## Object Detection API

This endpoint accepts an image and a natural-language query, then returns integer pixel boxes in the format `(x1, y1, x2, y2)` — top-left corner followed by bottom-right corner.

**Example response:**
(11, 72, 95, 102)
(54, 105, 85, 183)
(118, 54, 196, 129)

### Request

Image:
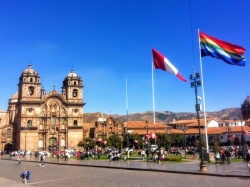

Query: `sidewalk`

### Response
(3, 155, 250, 178)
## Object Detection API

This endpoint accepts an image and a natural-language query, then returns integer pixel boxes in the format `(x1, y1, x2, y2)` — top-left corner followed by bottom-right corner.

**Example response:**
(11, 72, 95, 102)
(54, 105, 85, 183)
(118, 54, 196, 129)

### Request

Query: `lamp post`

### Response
(125, 127, 130, 158)
(24, 126, 29, 152)
(1, 132, 4, 155)
(182, 127, 187, 157)
(190, 68, 208, 172)
(227, 127, 231, 147)
(239, 115, 245, 161)
(145, 120, 149, 162)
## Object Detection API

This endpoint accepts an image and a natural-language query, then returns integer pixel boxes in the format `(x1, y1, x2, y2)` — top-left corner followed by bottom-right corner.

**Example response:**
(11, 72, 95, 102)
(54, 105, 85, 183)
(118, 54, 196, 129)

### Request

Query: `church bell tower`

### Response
(18, 65, 41, 102)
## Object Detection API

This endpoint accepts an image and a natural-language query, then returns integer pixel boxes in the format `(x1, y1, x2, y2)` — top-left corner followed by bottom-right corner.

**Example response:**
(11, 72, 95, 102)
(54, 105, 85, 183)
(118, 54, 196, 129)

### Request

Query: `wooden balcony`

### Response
(21, 126, 38, 131)
(68, 126, 83, 130)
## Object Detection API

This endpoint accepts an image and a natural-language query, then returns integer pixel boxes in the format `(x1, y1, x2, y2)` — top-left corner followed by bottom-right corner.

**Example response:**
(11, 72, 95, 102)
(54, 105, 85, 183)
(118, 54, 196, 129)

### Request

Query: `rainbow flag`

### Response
(199, 31, 246, 66)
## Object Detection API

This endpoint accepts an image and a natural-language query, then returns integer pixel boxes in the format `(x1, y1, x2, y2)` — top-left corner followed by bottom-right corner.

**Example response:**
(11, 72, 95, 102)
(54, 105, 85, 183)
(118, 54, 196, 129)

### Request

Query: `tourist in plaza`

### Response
(109, 152, 113, 161)
(40, 154, 45, 167)
(141, 149, 145, 160)
(17, 155, 21, 165)
(20, 170, 30, 183)
(87, 150, 90, 160)
(220, 148, 226, 164)
(151, 153, 158, 162)
(225, 149, 231, 164)
(215, 151, 221, 164)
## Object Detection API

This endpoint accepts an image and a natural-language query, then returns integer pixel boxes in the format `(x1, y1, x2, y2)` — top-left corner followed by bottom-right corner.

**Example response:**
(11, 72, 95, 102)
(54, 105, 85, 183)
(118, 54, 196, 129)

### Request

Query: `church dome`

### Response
(67, 69, 79, 78)
(243, 96, 250, 105)
(22, 65, 38, 75)
(97, 113, 106, 122)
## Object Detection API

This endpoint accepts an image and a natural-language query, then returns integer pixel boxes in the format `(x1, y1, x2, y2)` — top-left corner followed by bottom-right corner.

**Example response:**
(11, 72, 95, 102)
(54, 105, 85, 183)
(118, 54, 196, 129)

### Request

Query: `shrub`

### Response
(165, 156, 182, 162)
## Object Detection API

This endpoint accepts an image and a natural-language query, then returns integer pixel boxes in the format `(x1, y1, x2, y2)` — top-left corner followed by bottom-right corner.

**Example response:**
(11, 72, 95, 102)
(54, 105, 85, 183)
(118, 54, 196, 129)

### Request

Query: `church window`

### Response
(73, 89, 78, 97)
(62, 117, 66, 125)
(27, 120, 32, 127)
(51, 116, 56, 125)
(60, 139, 65, 147)
(30, 78, 33, 82)
(28, 108, 32, 113)
(7, 129, 11, 136)
(40, 117, 45, 125)
(28, 86, 34, 96)
(74, 81, 77, 85)
(74, 120, 78, 126)
(38, 140, 43, 148)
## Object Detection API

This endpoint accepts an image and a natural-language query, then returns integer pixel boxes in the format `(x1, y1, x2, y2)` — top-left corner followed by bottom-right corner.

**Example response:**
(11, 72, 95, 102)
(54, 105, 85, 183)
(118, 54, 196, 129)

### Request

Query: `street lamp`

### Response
(190, 68, 208, 172)
(145, 120, 149, 162)
(182, 127, 188, 157)
(239, 115, 245, 161)
(125, 126, 130, 158)
(227, 126, 231, 147)
(24, 126, 29, 152)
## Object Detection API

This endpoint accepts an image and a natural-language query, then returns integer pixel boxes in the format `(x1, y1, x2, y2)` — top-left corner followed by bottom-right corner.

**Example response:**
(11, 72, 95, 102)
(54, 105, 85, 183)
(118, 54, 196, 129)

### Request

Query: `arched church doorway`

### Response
(4, 143, 12, 154)
(49, 138, 57, 152)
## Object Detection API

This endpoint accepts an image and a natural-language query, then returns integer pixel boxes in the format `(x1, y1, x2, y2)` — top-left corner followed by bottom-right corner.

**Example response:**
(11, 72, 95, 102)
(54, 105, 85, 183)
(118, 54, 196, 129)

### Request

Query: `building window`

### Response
(220, 136, 223, 139)
(63, 117, 67, 125)
(30, 78, 33, 82)
(72, 89, 78, 97)
(27, 120, 32, 127)
(28, 86, 34, 96)
(73, 120, 78, 126)
(7, 129, 11, 136)
(38, 140, 43, 148)
(40, 117, 45, 125)
(39, 124, 43, 130)
(51, 116, 56, 125)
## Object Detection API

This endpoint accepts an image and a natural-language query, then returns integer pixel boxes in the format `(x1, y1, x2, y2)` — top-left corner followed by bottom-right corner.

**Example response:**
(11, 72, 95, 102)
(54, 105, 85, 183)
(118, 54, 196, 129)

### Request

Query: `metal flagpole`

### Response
(126, 77, 129, 158)
(198, 28, 209, 153)
(152, 61, 156, 144)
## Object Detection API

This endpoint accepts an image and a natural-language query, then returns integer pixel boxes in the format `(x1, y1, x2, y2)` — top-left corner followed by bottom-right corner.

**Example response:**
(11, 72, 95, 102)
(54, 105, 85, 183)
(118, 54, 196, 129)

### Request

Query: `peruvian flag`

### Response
(152, 48, 187, 82)
(150, 132, 157, 139)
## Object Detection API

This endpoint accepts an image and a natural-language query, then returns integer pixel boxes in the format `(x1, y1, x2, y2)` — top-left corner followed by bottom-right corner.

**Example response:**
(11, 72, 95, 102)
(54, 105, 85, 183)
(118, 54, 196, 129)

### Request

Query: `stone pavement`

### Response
(2, 155, 250, 179)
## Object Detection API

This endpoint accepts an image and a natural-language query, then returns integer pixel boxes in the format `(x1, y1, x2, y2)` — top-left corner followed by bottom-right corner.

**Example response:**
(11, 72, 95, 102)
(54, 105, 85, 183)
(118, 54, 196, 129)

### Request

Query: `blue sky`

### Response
(0, 0, 249, 115)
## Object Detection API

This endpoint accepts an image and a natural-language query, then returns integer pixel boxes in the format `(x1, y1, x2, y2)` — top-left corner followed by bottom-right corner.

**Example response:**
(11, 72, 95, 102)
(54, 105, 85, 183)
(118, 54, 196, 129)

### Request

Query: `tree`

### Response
(77, 138, 95, 150)
(108, 134, 122, 149)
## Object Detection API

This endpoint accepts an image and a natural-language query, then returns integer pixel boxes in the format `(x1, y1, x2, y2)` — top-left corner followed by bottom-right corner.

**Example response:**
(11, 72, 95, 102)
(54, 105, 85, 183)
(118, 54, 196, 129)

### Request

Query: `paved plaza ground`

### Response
(1, 155, 250, 186)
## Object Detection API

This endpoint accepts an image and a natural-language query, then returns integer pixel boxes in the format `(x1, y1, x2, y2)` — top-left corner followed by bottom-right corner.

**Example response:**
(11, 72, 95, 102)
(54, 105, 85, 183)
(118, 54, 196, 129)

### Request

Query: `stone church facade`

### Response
(2, 65, 85, 152)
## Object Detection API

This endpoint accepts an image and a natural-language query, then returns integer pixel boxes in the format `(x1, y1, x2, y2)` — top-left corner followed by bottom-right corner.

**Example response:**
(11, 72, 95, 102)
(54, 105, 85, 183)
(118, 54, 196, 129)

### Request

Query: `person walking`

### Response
(40, 154, 45, 167)
(141, 149, 145, 160)
(225, 149, 231, 164)
(17, 155, 21, 165)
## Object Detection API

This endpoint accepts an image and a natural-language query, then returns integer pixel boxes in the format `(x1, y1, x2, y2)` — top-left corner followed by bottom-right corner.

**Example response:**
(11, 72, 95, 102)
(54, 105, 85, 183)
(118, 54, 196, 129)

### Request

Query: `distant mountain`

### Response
(83, 108, 241, 124)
